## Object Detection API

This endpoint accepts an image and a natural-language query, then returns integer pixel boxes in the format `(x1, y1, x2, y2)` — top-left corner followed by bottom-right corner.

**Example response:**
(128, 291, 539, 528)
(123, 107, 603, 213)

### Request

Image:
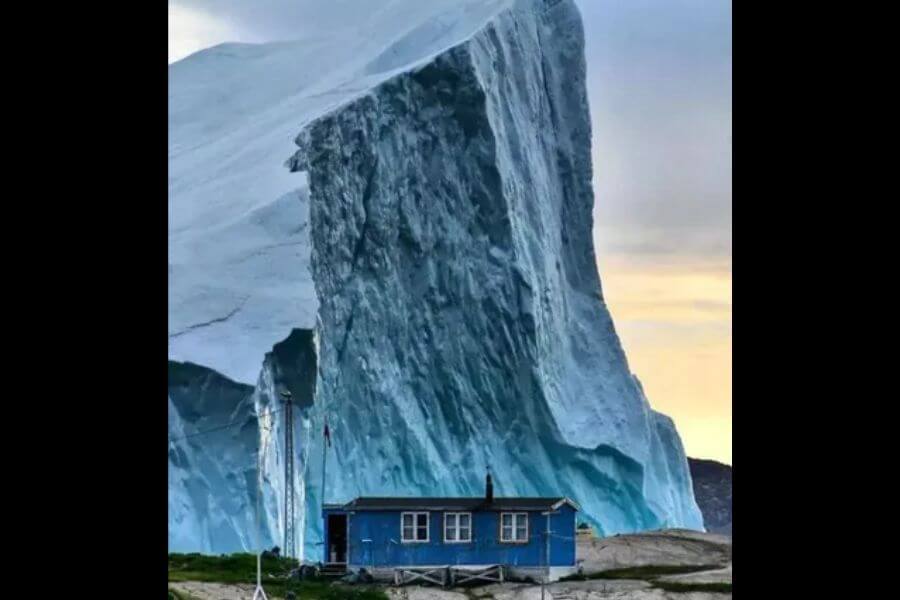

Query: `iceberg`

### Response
(168, 0, 703, 558)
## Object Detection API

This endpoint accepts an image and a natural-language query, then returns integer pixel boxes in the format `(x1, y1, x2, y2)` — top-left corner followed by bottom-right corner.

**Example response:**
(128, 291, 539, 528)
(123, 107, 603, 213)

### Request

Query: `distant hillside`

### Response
(688, 458, 732, 536)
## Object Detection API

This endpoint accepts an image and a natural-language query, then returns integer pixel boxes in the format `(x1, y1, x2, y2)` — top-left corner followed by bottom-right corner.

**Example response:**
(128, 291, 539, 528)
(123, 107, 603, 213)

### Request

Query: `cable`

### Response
(169, 405, 286, 442)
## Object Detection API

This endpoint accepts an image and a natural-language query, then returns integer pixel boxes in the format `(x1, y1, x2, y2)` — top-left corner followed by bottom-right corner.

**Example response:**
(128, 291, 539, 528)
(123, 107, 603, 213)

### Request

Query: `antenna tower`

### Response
(280, 390, 295, 559)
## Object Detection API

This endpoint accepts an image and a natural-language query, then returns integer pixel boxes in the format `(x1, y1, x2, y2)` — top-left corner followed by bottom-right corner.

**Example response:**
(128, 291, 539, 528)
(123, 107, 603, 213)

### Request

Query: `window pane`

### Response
(417, 514, 428, 528)
(417, 526, 428, 540)
(502, 514, 512, 527)
(502, 525, 513, 540)
(516, 526, 526, 540)
(446, 528, 456, 541)
(459, 526, 470, 540)
(446, 514, 456, 528)
(403, 526, 413, 540)
(459, 514, 470, 527)
(403, 514, 413, 527)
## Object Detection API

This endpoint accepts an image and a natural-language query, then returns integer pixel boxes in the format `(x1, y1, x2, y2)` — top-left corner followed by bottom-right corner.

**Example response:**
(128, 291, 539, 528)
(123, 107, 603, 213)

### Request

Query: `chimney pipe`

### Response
(486, 469, 494, 503)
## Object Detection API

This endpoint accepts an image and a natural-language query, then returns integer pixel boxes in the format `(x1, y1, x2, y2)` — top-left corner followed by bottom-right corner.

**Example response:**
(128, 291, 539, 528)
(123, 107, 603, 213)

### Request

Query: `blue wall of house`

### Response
(323, 506, 575, 567)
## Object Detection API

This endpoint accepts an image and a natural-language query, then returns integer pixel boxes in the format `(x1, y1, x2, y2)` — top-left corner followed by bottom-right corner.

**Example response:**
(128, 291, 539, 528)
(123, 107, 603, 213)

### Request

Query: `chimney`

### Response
(485, 469, 494, 503)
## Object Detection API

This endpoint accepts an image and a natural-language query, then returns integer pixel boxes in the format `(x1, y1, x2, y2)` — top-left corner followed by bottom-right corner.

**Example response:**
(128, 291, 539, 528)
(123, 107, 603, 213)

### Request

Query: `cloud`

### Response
(600, 257, 731, 324)
(577, 0, 732, 262)
(168, 1, 251, 63)
(599, 259, 732, 463)
(170, 0, 368, 46)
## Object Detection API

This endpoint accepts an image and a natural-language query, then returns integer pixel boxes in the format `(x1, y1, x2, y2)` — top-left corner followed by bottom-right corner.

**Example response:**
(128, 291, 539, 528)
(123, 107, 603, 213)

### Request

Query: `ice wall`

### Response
(253, 328, 318, 560)
(167, 330, 318, 557)
(290, 0, 702, 559)
(167, 0, 703, 558)
(167, 361, 273, 552)
(168, 0, 513, 384)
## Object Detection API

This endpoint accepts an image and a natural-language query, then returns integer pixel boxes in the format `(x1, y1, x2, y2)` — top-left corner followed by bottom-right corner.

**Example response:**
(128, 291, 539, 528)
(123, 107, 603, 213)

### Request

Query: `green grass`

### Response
(169, 553, 730, 597)
(168, 553, 388, 600)
(558, 564, 731, 594)
(653, 581, 732, 594)
(560, 564, 724, 581)
(168, 552, 297, 583)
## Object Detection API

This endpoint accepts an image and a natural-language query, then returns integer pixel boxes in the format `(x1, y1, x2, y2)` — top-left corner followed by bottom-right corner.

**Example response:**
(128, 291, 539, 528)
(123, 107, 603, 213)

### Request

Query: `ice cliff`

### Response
(168, 330, 318, 554)
(168, 0, 703, 558)
(168, 361, 272, 552)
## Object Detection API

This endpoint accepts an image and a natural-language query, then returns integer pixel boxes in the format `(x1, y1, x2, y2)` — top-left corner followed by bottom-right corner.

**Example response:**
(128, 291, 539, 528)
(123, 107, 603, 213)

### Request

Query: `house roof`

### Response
(339, 496, 580, 512)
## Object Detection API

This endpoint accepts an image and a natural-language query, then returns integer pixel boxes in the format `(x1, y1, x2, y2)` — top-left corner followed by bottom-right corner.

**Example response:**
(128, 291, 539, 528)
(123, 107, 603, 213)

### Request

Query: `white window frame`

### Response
(500, 512, 529, 543)
(401, 511, 430, 543)
(443, 512, 473, 543)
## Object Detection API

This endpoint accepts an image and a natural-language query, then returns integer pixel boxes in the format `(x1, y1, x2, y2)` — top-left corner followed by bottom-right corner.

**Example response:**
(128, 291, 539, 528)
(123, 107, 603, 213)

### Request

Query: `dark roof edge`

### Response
(338, 496, 580, 512)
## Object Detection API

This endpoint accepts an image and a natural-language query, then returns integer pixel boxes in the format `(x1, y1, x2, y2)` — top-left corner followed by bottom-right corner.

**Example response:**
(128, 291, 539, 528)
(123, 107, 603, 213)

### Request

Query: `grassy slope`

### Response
(560, 564, 732, 594)
(654, 581, 733, 593)
(169, 553, 731, 596)
(168, 553, 388, 600)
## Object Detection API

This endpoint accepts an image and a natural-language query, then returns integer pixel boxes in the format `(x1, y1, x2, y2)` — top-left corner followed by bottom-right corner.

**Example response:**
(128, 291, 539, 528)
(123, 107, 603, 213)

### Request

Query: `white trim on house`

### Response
(500, 512, 529, 543)
(443, 512, 473, 543)
(347, 565, 578, 584)
(550, 497, 581, 512)
(401, 511, 430, 543)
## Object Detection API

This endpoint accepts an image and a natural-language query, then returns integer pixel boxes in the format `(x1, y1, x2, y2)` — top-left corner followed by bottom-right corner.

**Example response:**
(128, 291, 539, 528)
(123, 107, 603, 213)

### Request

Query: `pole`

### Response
(541, 511, 557, 600)
(320, 413, 329, 564)
(321, 414, 328, 511)
(253, 441, 269, 600)
(542, 512, 548, 600)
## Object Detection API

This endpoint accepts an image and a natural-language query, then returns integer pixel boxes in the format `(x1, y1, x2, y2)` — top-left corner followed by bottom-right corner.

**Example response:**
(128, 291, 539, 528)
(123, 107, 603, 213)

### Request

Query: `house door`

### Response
(327, 514, 348, 564)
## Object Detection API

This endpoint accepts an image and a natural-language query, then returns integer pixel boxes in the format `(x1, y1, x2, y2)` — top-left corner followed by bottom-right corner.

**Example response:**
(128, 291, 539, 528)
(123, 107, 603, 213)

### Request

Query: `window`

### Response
(401, 512, 429, 543)
(444, 512, 472, 543)
(500, 512, 528, 543)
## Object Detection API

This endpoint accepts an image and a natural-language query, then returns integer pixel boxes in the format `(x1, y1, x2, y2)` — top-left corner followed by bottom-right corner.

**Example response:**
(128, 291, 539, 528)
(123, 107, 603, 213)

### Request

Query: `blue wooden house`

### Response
(322, 473, 580, 584)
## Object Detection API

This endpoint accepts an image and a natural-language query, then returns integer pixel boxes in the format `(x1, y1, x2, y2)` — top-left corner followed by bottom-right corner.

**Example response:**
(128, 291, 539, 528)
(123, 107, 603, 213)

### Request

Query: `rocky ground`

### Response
(169, 529, 732, 599)
(577, 529, 732, 573)
(169, 581, 257, 600)
(386, 578, 729, 600)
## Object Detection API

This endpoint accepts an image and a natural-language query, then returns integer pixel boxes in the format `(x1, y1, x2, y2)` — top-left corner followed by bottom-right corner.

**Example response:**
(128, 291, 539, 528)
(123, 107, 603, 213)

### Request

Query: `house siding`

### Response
(326, 505, 575, 567)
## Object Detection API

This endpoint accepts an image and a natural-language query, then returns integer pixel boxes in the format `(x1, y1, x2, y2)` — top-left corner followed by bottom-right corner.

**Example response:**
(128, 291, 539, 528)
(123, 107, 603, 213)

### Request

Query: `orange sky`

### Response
(598, 255, 732, 465)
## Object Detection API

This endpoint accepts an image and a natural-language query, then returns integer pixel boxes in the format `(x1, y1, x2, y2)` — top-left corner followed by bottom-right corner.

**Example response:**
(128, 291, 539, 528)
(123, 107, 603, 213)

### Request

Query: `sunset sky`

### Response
(169, 0, 732, 464)
(598, 255, 731, 464)
(580, 0, 731, 464)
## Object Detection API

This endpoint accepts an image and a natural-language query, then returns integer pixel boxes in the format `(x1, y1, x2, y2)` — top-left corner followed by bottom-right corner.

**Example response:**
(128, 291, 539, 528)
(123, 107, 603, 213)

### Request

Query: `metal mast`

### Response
(321, 415, 328, 508)
(280, 390, 295, 559)
(541, 509, 558, 600)
(253, 418, 271, 600)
